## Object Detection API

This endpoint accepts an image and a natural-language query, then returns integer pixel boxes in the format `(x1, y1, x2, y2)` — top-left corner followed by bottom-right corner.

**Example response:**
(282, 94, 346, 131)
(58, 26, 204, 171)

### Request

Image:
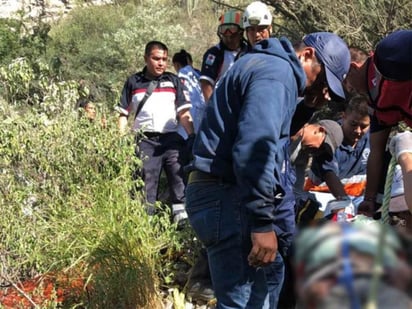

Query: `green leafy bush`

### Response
(0, 57, 79, 112)
(0, 100, 188, 307)
(0, 18, 21, 66)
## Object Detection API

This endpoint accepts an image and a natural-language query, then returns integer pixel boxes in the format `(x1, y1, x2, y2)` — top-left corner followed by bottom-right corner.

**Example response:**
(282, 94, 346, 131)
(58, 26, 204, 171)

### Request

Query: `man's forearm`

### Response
(178, 109, 194, 135)
(324, 171, 347, 199)
(364, 128, 391, 200)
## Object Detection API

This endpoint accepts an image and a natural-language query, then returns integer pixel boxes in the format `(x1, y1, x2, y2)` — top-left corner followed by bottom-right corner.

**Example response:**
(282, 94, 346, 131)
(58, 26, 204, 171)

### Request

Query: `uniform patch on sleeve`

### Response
(205, 54, 216, 66)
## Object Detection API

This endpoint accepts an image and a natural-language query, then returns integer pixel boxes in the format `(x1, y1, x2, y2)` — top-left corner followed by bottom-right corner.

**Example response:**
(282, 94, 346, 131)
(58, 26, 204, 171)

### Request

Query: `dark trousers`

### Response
(135, 132, 186, 206)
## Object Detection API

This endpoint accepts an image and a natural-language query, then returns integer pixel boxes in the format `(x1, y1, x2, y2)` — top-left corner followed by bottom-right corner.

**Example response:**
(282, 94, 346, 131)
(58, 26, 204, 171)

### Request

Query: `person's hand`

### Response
(357, 200, 376, 217)
(389, 131, 412, 162)
(248, 231, 278, 268)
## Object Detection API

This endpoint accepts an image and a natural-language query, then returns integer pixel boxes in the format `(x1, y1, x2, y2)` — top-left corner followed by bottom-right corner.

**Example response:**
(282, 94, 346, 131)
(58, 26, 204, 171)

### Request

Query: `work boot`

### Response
(186, 249, 215, 302)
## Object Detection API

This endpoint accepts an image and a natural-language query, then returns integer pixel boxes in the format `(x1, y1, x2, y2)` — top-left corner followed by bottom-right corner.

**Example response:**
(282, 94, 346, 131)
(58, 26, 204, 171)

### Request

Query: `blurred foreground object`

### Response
(294, 220, 412, 308)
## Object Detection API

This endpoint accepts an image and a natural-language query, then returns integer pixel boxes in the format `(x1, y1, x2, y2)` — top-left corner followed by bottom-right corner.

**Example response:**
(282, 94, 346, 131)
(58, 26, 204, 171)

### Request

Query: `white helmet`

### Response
(243, 1, 272, 28)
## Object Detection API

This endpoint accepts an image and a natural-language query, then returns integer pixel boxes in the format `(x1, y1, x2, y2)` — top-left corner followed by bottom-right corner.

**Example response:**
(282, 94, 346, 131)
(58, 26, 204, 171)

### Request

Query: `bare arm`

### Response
(178, 109, 194, 136)
(358, 128, 391, 216)
(364, 128, 391, 198)
(323, 171, 347, 199)
(200, 80, 214, 103)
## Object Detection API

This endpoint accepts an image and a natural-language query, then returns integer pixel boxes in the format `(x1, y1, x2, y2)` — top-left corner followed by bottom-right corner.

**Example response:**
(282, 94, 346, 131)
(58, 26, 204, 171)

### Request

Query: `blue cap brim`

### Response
(325, 66, 345, 99)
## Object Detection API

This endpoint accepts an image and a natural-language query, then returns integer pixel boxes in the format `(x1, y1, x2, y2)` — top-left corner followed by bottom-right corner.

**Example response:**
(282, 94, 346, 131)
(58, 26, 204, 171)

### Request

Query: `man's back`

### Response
(193, 37, 306, 184)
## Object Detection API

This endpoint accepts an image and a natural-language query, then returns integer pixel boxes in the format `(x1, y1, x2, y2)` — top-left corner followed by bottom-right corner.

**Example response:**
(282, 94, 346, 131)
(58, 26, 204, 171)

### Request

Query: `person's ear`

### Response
(350, 61, 362, 70)
(299, 47, 316, 64)
(318, 125, 327, 135)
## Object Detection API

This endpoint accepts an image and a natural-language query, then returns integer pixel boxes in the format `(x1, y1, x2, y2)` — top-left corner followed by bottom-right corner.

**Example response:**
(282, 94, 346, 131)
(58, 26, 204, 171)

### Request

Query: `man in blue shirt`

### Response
(186, 32, 350, 308)
(306, 95, 371, 213)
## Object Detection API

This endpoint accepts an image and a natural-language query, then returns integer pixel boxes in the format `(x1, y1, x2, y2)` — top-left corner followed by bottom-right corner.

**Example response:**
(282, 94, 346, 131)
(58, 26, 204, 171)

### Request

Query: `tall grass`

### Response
(0, 101, 183, 308)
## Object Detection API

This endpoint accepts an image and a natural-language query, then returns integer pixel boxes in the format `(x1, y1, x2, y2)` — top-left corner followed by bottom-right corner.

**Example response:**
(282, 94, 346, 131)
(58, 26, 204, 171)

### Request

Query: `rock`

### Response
(0, 0, 113, 20)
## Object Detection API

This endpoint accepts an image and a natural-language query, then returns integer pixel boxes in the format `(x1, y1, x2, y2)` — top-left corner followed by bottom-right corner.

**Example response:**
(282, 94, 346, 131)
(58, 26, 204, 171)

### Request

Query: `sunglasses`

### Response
(218, 24, 241, 36)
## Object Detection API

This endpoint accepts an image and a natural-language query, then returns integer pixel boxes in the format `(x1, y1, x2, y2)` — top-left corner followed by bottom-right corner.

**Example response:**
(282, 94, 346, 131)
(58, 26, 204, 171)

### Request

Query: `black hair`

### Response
(144, 41, 168, 56)
(172, 49, 192, 66)
(292, 40, 306, 52)
(76, 98, 89, 109)
(345, 94, 369, 117)
(349, 46, 369, 65)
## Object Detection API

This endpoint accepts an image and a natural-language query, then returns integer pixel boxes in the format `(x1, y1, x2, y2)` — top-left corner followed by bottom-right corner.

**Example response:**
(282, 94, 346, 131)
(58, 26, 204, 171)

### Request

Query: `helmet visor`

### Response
(247, 17, 261, 26)
(218, 24, 241, 36)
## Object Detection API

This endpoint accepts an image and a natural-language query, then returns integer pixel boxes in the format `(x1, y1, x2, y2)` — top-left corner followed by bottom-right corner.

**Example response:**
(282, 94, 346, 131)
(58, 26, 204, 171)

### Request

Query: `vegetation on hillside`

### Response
(252, 0, 412, 50)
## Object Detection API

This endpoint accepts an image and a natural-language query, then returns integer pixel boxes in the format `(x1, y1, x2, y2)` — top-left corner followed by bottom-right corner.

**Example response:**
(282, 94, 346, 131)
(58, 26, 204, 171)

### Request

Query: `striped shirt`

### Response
(116, 68, 191, 133)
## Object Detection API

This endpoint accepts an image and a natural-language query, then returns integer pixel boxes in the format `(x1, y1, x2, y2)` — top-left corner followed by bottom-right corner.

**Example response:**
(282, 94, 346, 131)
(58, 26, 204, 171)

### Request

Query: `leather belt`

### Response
(144, 131, 162, 138)
(188, 170, 222, 184)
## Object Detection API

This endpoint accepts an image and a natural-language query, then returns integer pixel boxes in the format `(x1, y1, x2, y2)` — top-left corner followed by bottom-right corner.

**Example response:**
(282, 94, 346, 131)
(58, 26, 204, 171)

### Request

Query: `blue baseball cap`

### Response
(303, 32, 351, 99)
(374, 30, 412, 81)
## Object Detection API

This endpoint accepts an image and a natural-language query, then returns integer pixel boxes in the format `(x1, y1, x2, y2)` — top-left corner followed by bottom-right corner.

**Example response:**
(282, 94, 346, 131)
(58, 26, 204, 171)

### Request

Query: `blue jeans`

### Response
(186, 181, 285, 309)
(264, 254, 284, 308)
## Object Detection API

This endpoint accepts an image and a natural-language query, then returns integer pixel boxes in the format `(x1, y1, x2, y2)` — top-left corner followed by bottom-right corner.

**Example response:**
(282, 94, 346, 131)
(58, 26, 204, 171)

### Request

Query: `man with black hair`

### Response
(116, 41, 194, 223)
(305, 95, 371, 213)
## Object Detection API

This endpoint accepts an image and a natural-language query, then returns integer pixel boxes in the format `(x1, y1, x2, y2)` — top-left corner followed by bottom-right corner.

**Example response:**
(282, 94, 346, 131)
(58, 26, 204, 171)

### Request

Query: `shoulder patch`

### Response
(205, 54, 216, 66)
(159, 81, 174, 88)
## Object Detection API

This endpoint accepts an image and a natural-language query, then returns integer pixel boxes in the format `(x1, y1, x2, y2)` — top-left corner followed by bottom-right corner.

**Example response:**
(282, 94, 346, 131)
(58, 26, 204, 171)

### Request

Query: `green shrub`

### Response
(47, 0, 217, 106)
(0, 100, 187, 307)
(0, 18, 22, 66)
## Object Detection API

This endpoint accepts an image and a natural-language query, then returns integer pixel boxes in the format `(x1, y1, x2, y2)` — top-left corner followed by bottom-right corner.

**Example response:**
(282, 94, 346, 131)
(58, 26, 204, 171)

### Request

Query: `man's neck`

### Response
(343, 137, 357, 149)
(144, 68, 161, 80)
